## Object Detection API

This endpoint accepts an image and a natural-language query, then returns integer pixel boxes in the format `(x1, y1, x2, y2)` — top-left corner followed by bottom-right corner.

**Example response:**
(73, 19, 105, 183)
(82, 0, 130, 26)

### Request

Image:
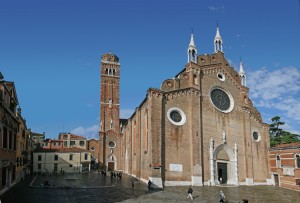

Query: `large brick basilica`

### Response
(98, 27, 271, 188)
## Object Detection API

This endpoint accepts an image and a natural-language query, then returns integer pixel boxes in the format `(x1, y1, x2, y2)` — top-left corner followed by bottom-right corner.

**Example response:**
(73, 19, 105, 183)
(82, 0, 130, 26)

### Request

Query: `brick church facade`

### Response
(99, 27, 271, 188)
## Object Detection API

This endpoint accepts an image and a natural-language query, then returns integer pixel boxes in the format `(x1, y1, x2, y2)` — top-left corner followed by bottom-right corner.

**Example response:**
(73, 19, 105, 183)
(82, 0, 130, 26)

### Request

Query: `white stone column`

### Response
(234, 142, 239, 185)
(209, 137, 215, 186)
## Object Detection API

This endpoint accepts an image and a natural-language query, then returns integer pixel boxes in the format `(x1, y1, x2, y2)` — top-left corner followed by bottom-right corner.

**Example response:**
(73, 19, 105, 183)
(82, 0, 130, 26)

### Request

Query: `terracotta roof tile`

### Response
(35, 147, 89, 153)
(272, 142, 300, 149)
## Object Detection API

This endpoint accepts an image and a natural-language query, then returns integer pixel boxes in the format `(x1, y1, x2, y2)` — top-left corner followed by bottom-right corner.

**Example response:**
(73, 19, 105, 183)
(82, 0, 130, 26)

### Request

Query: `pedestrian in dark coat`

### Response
(148, 180, 152, 189)
(186, 185, 193, 200)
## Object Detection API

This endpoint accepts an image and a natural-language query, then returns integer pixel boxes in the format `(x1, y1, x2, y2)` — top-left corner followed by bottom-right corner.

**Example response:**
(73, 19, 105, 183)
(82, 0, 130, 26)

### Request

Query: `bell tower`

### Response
(99, 52, 121, 169)
(214, 25, 223, 53)
(187, 33, 197, 63)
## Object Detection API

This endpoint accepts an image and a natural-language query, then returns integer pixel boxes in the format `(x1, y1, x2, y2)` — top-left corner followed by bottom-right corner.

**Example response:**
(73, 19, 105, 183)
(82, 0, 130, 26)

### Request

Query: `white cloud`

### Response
(248, 66, 300, 125)
(86, 103, 94, 108)
(71, 125, 99, 139)
(208, 6, 225, 13)
(208, 6, 217, 11)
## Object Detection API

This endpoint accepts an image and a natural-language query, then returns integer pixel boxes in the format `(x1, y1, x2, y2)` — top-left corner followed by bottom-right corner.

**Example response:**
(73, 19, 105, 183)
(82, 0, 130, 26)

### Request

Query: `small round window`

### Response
(108, 141, 116, 148)
(217, 72, 225, 81)
(91, 146, 95, 151)
(252, 131, 261, 142)
(167, 108, 186, 126)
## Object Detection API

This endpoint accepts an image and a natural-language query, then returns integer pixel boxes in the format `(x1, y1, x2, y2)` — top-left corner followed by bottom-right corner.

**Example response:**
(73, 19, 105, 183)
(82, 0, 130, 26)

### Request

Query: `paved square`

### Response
(1, 172, 299, 203)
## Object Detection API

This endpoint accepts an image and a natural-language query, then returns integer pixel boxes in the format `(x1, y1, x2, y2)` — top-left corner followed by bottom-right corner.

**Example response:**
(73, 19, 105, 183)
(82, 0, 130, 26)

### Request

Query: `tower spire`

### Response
(239, 58, 246, 86)
(187, 32, 197, 63)
(214, 25, 223, 53)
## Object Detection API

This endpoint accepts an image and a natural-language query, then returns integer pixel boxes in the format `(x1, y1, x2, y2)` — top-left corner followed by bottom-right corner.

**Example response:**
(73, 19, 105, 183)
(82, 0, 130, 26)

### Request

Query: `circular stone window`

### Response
(167, 108, 186, 126)
(217, 72, 225, 81)
(252, 131, 261, 142)
(108, 141, 116, 148)
(210, 87, 234, 113)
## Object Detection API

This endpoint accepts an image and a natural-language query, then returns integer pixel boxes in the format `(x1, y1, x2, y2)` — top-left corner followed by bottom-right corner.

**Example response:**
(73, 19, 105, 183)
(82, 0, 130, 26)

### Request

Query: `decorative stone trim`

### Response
(167, 107, 186, 126)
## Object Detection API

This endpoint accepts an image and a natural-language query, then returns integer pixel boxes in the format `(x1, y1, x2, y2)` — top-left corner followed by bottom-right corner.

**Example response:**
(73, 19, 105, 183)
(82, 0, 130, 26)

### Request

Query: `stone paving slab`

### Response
(119, 185, 300, 203)
(1, 171, 299, 203)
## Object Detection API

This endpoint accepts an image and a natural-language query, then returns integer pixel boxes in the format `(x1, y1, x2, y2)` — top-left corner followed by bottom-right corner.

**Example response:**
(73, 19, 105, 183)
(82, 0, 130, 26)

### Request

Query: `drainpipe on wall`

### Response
(199, 70, 204, 185)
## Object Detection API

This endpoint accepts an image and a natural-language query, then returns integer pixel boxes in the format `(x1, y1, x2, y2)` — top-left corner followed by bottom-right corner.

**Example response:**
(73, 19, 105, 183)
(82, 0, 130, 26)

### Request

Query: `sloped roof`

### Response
(70, 134, 86, 140)
(271, 142, 300, 150)
(59, 133, 86, 140)
(35, 147, 89, 153)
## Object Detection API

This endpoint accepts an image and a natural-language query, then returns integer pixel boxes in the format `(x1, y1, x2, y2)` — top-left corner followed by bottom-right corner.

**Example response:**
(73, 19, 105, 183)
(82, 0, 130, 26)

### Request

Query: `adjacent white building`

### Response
(33, 147, 91, 174)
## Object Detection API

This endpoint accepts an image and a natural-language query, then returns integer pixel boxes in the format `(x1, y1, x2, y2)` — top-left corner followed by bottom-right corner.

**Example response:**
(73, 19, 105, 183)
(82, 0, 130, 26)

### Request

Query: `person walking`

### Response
(148, 180, 152, 189)
(219, 190, 225, 203)
(186, 185, 193, 200)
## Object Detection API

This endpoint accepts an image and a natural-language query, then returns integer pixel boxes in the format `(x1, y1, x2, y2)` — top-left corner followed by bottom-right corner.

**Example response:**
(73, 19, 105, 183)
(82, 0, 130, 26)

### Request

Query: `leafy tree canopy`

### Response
(269, 116, 299, 147)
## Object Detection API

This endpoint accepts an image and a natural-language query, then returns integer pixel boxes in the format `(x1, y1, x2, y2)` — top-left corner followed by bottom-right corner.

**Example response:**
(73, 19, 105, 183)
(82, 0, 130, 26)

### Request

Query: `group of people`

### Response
(187, 186, 225, 202)
(97, 169, 123, 179)
(110, 170, 122, 179)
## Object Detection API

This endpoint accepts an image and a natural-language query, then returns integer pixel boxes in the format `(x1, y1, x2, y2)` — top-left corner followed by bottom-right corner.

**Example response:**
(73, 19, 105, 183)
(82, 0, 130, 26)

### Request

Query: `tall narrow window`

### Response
(3, 127, 7, 148)
(9, 130, 12, 150)
(79, 141, 84, 146)
(54, 155, 58, 161)
(133, 121, 136, 155)
(110, 119, 113, 129)
(194, 74, 198, 85)
(12, 166, 15, 181)
(296, 154, 300, 168)
(276, 155, 281, 168)
(143, 110, 148, 152)
(38, 155, 42, 161)
(2, 167, 6, 186)
(13, 131, 17, 150)
(85, 154, 88, 160)
(69, 154, 73, 161)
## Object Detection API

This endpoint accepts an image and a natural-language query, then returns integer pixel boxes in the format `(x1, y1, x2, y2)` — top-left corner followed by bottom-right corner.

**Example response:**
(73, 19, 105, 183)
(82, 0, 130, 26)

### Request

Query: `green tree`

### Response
(269, 116, 299, 147)
(269, 116, 285, 141)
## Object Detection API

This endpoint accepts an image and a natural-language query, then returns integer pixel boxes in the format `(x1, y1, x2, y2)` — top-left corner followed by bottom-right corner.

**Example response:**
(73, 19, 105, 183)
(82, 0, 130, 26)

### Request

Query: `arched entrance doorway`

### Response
(216, 149, 229, 184)
(212, 143, 238, 185)
(106, 154, 117, 171)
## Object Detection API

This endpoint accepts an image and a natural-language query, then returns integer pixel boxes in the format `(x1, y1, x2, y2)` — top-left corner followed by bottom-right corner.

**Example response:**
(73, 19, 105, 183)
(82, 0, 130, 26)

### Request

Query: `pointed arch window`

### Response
(193, 74, 198, 85)
(276, 155, 281, 168)
(143, 109, 148, 152)
(106, 68, 115, 76)
(189, 50, 197, 63)
(133, 121, 136, 155)
(110, 119, 113, 129)
(108, 99, 112, 108)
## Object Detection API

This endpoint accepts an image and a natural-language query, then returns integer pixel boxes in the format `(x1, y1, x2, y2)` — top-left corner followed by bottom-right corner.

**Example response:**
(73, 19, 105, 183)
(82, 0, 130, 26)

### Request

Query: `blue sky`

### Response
(1, 0, 299, 139)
